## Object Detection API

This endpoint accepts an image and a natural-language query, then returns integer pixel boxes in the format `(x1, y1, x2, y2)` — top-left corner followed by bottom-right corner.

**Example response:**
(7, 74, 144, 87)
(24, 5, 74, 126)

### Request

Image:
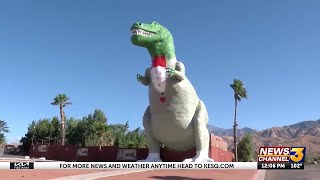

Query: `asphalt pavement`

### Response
(264, 165, 320, 180)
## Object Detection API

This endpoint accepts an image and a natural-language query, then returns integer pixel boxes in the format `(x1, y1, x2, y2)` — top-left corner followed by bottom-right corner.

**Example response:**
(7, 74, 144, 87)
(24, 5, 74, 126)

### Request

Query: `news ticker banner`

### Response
(0, 162, 304, 170)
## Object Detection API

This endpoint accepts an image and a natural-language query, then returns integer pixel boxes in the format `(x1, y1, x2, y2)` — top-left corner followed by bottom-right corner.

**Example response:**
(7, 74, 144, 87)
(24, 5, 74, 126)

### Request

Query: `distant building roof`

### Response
(5, 142, 22, 147)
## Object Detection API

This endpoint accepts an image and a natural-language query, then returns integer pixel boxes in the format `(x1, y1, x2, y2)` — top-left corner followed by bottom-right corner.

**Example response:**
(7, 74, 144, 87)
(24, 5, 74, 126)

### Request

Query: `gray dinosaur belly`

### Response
(148, 77, 199, 151)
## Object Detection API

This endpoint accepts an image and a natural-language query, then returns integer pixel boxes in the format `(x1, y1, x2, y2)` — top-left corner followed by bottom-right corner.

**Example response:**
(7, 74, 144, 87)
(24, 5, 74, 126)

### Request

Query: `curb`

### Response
(253, 170, 266, 180)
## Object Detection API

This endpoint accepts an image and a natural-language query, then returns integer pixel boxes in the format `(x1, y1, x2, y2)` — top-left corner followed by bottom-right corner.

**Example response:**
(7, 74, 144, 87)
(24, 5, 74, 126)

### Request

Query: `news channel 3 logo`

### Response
(289, 147, 306, 163)
(10, 162, 34, 169)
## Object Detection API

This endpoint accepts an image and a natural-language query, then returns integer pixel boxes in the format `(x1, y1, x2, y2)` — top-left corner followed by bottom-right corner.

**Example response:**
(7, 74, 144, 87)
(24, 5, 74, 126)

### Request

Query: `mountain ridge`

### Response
(209, 119, 320, 157)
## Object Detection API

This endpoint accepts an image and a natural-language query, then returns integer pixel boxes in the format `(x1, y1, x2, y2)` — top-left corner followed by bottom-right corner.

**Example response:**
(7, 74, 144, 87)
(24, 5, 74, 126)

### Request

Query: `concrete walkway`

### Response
(50, 169, 153, 180)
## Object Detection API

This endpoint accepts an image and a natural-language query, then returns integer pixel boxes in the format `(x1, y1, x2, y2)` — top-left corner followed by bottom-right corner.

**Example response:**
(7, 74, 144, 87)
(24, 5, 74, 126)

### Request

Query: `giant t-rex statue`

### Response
(131, 21, 214, 162)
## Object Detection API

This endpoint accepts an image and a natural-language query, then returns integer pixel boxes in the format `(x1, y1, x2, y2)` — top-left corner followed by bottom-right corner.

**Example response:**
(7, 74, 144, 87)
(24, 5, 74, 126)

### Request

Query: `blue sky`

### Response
(0, 0, 319, 143)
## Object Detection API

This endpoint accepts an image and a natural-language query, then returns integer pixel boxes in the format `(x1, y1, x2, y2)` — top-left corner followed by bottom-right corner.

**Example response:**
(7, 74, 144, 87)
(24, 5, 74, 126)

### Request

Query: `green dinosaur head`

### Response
(130, 21, 176, 60)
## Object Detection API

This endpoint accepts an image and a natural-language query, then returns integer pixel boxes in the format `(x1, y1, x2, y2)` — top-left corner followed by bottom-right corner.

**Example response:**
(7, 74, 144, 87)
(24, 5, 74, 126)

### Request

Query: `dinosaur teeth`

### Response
(131, 29, 155, 36)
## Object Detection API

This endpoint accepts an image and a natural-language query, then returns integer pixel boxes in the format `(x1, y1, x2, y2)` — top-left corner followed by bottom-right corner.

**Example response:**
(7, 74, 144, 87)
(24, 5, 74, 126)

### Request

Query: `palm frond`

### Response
(51, 94, 72, 107)
(0, 120, 9, 133)
(231, 79, 248, 101)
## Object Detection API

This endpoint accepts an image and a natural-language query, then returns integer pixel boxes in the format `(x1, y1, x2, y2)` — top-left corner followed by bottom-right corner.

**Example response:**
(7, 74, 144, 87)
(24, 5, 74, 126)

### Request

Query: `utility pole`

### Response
(309, 143, 312, 161)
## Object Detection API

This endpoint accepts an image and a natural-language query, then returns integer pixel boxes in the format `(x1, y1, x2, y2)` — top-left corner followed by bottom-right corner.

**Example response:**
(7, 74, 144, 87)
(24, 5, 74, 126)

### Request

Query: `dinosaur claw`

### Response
(137, 74, 143, 82)
(166, 68, 175, 76)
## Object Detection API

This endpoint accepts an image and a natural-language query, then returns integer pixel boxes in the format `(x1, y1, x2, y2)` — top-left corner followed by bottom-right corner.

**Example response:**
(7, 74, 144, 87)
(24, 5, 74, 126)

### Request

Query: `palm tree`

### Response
(0, 133, 5, 145)
(0, 120, 9, 133)
(92, 121, 113, 150)
(0, 120, 9, 146)
(230, 79, 247, 162)
(51, 94, 71, 145)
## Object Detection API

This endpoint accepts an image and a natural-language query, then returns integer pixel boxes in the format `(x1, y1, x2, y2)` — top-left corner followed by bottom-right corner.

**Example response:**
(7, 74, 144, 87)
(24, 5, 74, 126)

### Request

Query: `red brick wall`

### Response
(29, 133, 233, 162)
(29, 145, 233, 162)
(160, 147, 196, 162)
(210, 134, 228, 151)
(209, 146, 233, 162)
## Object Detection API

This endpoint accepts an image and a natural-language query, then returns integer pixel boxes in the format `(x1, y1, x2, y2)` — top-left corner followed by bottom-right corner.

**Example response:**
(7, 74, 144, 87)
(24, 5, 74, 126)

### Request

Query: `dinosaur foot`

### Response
(137, 153, 162, 162)
(183, 156, 214, 162)
(183, 151, 214, 162)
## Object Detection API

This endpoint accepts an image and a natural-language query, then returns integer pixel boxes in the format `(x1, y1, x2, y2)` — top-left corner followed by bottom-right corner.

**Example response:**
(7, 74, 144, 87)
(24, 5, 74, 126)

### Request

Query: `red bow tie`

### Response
(152, 56, 166, 67)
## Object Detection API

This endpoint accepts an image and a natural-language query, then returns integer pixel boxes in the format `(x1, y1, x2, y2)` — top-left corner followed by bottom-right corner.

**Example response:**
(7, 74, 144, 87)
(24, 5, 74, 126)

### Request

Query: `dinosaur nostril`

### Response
(138, 22, 142, 26)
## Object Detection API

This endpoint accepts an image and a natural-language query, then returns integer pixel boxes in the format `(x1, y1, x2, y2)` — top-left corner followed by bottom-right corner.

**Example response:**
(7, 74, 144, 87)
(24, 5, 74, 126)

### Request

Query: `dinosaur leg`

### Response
(137, 106, 162, 162)
(183, 100, 214, 162)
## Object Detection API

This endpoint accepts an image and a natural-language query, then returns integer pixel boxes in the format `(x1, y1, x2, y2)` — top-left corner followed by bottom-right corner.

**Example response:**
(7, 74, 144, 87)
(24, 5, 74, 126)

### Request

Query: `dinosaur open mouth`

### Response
(131, 29, 155, 36)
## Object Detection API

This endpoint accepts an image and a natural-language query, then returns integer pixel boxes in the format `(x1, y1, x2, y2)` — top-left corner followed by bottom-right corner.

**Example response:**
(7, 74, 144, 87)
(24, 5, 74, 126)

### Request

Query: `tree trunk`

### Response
(60, 104, 65, 146)
(233, 98, 238, 162)
(99, 133, 103, 150)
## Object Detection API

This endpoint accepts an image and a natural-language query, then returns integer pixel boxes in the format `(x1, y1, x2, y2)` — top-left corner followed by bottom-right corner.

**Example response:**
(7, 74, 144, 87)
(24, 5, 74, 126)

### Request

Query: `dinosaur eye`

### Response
(151, 22, 158, 25)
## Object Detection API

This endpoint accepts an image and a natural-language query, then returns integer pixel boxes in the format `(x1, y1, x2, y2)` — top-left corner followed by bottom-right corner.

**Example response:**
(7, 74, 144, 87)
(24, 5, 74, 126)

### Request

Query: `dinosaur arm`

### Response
(137, 68, 150, 86)
(173, 61, 186, 81)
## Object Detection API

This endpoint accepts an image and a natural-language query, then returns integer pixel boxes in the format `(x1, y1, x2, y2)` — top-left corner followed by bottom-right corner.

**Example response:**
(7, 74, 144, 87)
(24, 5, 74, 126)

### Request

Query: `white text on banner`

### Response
(0, 162, 258, 170)
(35, 162, 256, 170)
